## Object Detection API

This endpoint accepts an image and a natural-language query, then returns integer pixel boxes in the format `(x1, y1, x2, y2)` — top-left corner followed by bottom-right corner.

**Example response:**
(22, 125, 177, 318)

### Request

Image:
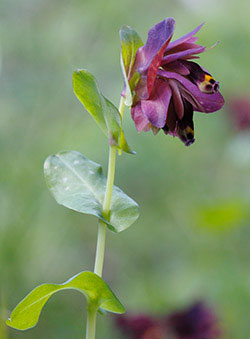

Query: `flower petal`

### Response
(181, 55, 200, 60)
(177, 100, 195, 146)
(164, 61, 190, 75)
(141, 79, 172, 128)
(168, 79, 184, 119)
(162, 46, 205, 65)
(165, 42, 203, 54)
(181, 60, 220, 94)
(159, 70, 224, 113)
(166, 22, 204, 51)
(131, 102, 150, 132)
(135, 18, 175, 99)
(164, 100, 178, 132)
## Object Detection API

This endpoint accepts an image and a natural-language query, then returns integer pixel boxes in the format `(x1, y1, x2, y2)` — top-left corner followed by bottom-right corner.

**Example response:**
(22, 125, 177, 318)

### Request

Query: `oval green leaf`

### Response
(6, 271, 125, 331)
(119, 25, 143, 106)
(44, 151, 139, 232)
(73, 69, 121, 145)
(73, 69, 133, 154)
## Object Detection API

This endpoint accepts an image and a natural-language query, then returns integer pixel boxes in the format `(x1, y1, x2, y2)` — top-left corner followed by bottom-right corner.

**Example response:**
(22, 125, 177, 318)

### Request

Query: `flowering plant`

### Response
(6, 18, 224, 338)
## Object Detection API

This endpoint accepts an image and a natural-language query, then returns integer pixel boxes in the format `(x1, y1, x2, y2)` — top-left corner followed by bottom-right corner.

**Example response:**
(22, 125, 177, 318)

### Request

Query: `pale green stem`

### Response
(94, 145, 117, 277)
(94, 97, 125, 276)
(86, 308, 97, 339)
(119, 96, 125, 121)
(89, 96, 124, 339)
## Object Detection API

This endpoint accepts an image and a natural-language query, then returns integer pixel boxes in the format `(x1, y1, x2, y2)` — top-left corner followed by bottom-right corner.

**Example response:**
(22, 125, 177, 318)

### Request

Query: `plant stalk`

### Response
(94, 145, 117, 277)
(88, 96, 124, 339)
(86, 308, 97, 339)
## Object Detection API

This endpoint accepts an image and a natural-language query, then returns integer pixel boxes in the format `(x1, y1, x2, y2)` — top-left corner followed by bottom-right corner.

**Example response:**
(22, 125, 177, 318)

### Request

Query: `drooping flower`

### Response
(129, 18, 224, 146)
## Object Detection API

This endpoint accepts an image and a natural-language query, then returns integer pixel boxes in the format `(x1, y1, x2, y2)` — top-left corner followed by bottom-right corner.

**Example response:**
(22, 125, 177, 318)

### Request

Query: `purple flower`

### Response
(130, 18, 224, 146)
(115, 302, 222, 339)
(115, 314, 165, 339)
(229, 97, 250, 131)
(165, 302, 222, 339)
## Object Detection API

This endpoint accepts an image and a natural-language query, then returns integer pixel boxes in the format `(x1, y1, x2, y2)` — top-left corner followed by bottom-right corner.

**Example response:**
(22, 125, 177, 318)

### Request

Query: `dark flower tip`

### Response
(131, 18, 224, 146)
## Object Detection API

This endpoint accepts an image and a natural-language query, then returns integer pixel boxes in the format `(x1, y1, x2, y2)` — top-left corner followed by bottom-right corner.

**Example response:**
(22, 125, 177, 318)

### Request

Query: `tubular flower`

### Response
(130, 18, 224, 146)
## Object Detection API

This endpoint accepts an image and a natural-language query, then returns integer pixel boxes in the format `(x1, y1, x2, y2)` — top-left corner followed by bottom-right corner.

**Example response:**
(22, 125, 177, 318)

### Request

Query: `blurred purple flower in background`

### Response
(115, 302, 222, 339)
(115, 314, 164, 339)
(130, 18, 224, 146)
(165, 302, 222, 339)
(229, 97, 250, 131)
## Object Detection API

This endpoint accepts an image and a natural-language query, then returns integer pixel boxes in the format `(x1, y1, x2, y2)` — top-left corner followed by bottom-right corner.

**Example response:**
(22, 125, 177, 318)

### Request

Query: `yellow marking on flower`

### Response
(204, 74, 214, 83)
(177, 124, 195, 146)
(198, 74, 217, 94)
(185, 126, 194, 134)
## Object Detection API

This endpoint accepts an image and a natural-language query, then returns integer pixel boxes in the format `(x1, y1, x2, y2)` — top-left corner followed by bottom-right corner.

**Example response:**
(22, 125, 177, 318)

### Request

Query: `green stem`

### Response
(94, 96, 125, 277)
(86, 308, 97, 339)
(89, 96, 124, 339)
(103, 145, 117, 218)
(94, 220, 107, 277)
(94, 145, 117, 277)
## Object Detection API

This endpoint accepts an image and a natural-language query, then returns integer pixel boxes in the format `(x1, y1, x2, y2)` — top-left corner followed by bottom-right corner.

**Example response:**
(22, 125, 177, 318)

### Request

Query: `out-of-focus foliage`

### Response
(194, 199, 248, 232)
(0, 0, 250, 338)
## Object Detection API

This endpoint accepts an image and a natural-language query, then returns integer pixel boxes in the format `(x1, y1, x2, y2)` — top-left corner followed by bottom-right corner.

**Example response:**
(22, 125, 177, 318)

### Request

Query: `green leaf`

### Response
(44, 151, 139, 232)
(118, 129, 136, 155)
(72, 69, 133, 154)
(6, 271, 125, 331)
(73, 69, 121, 145)
(119, 25, 143, 106)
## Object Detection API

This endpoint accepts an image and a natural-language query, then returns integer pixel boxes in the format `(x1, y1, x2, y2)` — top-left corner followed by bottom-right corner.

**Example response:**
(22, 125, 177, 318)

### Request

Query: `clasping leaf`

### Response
(44, 151, 139, 232)
(73, 69, 133, 154)
(6, 271, 125, 331)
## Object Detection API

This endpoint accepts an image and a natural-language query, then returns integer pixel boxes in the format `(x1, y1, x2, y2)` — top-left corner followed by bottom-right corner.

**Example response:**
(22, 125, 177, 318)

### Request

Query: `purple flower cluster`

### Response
(115, 302, 222, 339)
(129, 18, 224, 146)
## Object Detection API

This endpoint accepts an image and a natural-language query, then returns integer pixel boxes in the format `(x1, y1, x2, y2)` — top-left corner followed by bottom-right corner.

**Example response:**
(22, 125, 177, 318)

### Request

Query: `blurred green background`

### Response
(1, 0, 250, 338)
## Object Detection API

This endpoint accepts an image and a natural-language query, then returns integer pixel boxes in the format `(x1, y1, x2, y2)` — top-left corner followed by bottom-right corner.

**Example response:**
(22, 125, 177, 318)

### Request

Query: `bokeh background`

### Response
(1, 0, 250, 338)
